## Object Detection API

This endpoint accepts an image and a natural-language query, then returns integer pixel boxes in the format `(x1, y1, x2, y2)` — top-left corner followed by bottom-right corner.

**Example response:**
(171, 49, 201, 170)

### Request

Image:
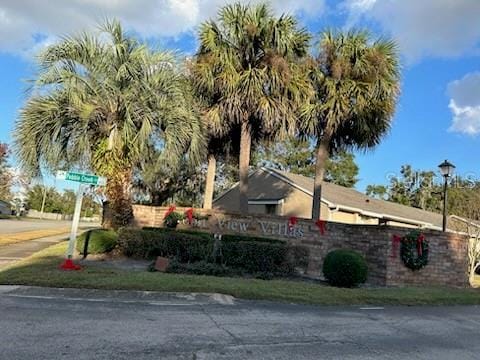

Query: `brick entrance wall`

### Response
(128, 205, 469, 287)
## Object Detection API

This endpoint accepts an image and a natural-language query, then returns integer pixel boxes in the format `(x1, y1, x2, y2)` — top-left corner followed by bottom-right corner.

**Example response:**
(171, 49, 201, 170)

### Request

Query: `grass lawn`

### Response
(1, 242, 479, 306)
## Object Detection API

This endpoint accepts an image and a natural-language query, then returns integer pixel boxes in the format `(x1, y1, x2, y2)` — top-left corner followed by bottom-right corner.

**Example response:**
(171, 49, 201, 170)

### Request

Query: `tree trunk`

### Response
(311, 134, 332, 220)
(239, 121, 252, 214)
(203, 154, 216, 209)
(469, 262, 479, 287)
(104, 168, 134, 229)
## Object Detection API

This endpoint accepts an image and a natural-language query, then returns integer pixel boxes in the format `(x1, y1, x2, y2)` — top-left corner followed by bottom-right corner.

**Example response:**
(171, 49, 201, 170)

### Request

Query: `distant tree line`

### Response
(367, 164, 480, 220)
(26, 185, 101, 217)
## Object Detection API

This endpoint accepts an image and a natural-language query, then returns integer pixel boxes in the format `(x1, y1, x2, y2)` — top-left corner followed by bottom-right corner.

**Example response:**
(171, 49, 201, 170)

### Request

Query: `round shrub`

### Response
(322, 249, 368, 287)
(76, 229, 118, 255)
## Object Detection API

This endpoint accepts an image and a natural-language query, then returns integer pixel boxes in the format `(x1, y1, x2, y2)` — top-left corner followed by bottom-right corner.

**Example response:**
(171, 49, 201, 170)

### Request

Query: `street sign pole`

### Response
(56, 170, 106, 270)
(60, 184, 85, 270)
(67, 184, 84, 258)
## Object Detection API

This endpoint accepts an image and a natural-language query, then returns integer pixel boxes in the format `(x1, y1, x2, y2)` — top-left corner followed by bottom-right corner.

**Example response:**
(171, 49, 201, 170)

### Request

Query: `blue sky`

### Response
(0, 0, 479, 192)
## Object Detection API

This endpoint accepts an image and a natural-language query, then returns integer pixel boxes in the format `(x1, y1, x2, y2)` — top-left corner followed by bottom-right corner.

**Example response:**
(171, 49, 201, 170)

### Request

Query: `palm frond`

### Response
(15, 19, 205, 179)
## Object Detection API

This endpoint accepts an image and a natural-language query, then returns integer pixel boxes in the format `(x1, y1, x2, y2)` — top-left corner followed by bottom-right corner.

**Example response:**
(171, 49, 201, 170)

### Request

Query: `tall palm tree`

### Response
(187, 56, 240, 210)
(193, 3, 312, 213)
(202, 129, 240, 210)
(15, 20, 204, 228)
(302, 30, 401, 220)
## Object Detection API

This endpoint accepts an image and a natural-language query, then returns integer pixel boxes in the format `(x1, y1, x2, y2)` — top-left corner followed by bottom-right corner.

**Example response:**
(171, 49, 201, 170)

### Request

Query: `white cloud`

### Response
(0, 0, 325, 56)
(447, 72, 480, 135)
(343, 0, 480, 62)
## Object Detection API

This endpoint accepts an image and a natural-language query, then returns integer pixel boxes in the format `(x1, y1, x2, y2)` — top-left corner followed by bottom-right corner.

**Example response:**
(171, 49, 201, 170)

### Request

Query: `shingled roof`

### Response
(217, 167, 446, 229)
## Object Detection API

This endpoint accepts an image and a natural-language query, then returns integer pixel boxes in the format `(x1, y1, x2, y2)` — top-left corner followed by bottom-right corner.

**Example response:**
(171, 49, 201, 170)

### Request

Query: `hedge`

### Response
(221, 234, 285, 245)
(118, 228, 213, 263)
(118, 228, 309, 276)
(141, 227, 283, 244)
(142, 227, 213, 241)
(221, 241, 291, 273)
(166, 260, 234, 277)
(76, 229, 118, 255)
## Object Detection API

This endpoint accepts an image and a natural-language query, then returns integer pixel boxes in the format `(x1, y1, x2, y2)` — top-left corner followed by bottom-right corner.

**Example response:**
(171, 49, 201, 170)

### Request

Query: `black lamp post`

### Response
(438, 160, 455, 232)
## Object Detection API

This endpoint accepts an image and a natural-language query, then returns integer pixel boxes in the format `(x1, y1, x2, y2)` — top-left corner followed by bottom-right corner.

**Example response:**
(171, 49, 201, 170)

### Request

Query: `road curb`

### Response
(0, 285, 237, 306)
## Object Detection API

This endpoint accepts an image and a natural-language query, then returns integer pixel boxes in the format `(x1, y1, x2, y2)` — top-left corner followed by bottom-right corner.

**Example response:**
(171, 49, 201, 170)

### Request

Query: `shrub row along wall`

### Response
(128, 205, 470, 287)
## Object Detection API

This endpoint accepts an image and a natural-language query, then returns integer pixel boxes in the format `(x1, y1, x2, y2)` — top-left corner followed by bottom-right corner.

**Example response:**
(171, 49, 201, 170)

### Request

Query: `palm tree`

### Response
(302, 30, 401, 220)
(202, 129, 240, 210)
(189, 55, 241, 210)
(193, 3, 311, 213)
(15, 20, 204, 228)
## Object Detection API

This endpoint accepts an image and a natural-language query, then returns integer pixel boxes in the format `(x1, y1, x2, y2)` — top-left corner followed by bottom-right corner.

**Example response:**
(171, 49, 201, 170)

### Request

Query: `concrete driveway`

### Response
(0, 286, 479, 359)
(0, 219, 98, 234)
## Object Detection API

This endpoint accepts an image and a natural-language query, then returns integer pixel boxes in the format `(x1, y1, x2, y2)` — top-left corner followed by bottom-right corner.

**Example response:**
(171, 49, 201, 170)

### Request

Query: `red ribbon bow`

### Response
(315, 219, 326, 235)
(391, 234, 402, 258)
(288, 216, 298, 230)
(163, 205, 176, 219)
(185, 208, 194, 225)
(417, 234, 425, 257)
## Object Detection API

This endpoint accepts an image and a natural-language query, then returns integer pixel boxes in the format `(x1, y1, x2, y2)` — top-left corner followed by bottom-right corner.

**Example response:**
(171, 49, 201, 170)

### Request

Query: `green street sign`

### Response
(56, 171, 107, 186)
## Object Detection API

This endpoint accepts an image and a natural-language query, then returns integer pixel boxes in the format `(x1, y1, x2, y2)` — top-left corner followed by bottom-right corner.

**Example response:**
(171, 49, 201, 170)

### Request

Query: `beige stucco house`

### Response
(213, 167, 447, 230)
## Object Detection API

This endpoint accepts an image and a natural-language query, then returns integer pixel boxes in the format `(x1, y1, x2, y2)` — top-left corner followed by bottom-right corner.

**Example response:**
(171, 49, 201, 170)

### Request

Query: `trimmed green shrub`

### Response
(76, 229, 118, 254)
(142, 228, 287, 245)
(322, 249, 368, 287)
(221, 241, 293, 274)
(142, 227, 213, 241)
(166, 260, 234, 277)
(118, 228, 309, 277)
(287, 245, 310, 269)
(117, 228, 213, 262)
(221, 234, 284, 245)
(166, 261, 282, 280)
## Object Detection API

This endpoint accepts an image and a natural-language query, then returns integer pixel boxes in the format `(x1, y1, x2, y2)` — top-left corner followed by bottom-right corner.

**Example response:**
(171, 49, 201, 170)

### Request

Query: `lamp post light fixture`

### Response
(438, 160, 456, 232)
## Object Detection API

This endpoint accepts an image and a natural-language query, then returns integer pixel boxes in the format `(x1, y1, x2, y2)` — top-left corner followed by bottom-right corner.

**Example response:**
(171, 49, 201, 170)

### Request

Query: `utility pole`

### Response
(40, 184, 47, 219)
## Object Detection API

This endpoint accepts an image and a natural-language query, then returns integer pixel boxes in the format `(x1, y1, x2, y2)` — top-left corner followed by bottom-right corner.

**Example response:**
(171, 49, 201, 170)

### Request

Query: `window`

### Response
(265, 204, 277, 215)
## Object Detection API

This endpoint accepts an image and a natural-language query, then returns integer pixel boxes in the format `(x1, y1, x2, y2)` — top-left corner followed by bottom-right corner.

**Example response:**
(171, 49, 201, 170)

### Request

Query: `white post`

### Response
(66, 184, 84, 259)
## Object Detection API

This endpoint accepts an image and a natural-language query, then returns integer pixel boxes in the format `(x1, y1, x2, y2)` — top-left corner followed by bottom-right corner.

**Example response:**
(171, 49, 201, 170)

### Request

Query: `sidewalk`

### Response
(0, 233, 69, 270)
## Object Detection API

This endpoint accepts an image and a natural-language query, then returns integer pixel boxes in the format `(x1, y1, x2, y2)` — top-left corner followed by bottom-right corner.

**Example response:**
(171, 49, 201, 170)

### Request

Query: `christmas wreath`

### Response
(398, 230, 429, 271)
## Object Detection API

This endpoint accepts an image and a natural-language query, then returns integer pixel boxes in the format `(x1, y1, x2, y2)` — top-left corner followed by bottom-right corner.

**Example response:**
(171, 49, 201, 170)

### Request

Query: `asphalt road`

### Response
(0, 219, 98, 234)
(0, 286, 479, 359)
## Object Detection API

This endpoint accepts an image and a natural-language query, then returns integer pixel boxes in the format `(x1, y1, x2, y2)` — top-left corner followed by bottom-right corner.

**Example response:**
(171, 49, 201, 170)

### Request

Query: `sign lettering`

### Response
(215, 218, 304, 238)
(56, 171, 107, 186)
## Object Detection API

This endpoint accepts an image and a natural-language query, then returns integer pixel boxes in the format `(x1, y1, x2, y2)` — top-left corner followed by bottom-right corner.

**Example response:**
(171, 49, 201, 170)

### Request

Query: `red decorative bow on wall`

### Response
(163, 205, 176, 219)
(417, 234, 425, 256)
(391, 234, 402, 258)
(315, 219, 326, 235)
(185, 208, 194, 225)
(288, 216, 298, 230)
